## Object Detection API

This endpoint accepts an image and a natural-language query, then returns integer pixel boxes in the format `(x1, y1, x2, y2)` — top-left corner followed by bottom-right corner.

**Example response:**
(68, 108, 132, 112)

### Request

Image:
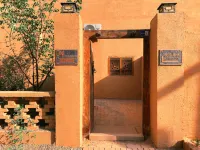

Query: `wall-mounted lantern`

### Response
(157, 3, 177, 13)
(61, 2, 78, 13)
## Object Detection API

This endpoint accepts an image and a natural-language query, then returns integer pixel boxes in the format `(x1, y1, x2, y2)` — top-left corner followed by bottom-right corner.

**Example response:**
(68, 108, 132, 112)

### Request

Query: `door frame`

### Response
(83, 29, 150, 138)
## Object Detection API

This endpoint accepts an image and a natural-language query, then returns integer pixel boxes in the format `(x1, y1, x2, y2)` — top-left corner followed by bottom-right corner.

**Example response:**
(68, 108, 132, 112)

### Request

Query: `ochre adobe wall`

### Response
(1, 0, 200, 148)
(92, 39, 143, 99)
(157, 13, 185, 148)
(0, 92, 55, 145)
(150, 15, 158, 146)
(78, 0, 200, 147)
(54, 14, 83, 147)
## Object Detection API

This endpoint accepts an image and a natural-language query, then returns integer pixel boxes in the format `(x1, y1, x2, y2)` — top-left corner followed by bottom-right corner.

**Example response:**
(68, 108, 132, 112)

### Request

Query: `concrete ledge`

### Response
(0, 91, 55, 97)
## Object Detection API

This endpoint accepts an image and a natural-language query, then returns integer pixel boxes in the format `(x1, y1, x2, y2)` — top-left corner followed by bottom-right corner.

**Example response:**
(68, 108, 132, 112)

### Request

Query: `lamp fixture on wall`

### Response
(157, 3, 177, 13)
(61, 2, 77, 13)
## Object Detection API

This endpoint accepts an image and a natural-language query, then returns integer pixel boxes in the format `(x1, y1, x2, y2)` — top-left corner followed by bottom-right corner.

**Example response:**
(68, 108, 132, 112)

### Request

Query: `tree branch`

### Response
(38, 65, 54, 90)
(0, 52, 33, 86)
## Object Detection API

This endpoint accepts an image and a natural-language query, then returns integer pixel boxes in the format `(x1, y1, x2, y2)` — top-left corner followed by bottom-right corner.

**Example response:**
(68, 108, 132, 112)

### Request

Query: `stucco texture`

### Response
(51, 0, 200, 148)
(1, 0, 200, 148)
(157, 13, 185, 148)
(75, 0, 200, 148)
(81, 0, 200, 148)
(54, 14, 83, 147)
(150, 15, 158, 147)
(92, 39, 143, 99)
(149, 12, 195, 148)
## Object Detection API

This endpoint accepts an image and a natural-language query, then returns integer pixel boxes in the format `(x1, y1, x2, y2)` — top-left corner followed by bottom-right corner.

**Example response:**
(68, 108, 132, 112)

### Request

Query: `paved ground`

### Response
(94, 99, 142, 128)
(93, 99, 142, 141)
(82, 139, 183, 150)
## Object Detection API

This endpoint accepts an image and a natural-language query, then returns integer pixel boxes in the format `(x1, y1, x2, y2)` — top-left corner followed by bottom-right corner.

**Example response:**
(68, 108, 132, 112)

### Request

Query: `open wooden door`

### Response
(89, 41, 95, 132)
(143, 36, 150, 137)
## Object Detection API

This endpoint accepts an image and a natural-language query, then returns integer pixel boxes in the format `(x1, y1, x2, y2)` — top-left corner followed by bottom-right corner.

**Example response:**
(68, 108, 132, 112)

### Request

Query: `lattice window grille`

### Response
(109, 57, 133, 76)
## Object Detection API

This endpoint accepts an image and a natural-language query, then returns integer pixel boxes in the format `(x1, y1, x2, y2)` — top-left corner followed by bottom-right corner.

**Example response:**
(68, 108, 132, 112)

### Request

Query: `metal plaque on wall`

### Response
(159, 50, 182, 66)
(55, 50, 78, 66)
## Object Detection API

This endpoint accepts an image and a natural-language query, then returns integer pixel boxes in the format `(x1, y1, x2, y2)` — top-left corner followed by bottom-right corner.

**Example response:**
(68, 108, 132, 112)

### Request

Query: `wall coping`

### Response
(0, 91, 55, 97)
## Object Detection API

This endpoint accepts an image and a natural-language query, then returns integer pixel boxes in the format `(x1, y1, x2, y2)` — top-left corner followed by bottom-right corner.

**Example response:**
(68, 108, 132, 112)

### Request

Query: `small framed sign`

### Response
(159, 50, 182, 66)
(55, 50, 78, 66)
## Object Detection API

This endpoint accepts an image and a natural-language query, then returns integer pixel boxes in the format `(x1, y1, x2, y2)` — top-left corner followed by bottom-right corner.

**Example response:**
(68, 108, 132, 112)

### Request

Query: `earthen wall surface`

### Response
(1, 0, 200, 148)
(92, 39, 143, 99)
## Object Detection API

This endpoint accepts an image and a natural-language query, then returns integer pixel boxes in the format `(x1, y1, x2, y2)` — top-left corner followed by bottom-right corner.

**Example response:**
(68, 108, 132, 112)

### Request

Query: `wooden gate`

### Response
(90, 41, 95, 132)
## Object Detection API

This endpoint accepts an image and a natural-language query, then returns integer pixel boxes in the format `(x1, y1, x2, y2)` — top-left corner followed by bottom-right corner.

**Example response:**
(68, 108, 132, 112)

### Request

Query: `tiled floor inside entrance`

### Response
(94, 99, 142, 128)
(90, 99, 143, 141)
(82, 138, 156, 150)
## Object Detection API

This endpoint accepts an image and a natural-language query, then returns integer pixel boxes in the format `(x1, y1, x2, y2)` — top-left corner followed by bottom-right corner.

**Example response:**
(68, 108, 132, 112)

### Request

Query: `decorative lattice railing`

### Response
(0, 92, 55, 131)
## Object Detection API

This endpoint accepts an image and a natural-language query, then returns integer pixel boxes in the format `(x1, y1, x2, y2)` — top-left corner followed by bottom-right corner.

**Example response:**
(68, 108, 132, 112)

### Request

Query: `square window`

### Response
(121, 58, 133, 75)
(109, 58, 120, 75)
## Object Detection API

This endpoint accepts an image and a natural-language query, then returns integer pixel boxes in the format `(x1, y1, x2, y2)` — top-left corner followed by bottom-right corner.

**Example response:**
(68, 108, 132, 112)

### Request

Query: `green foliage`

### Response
(0, 56, 25, 91)
(67, 0, 82, 12)
(5, 104, 36, 150)
(76, 0, 82, 12)
(193, 139, 200, 146)
(0, 0, 59, 91)
(197, 139, 200, 146)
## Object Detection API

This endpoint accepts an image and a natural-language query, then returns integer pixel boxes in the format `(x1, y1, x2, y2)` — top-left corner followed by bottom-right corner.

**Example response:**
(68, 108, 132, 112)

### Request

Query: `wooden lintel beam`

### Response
(84, 30, 150, 40)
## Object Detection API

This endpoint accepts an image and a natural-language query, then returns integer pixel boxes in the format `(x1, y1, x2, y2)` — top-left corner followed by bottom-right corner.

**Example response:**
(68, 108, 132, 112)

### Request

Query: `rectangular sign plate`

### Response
(159, 50, 182, 66)
(55, 50, 78, 66)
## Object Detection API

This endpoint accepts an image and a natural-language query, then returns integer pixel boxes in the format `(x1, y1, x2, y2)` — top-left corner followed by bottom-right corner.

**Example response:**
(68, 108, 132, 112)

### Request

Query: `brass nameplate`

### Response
(159, 50, 182, 66)
(55, 50, 78, 66)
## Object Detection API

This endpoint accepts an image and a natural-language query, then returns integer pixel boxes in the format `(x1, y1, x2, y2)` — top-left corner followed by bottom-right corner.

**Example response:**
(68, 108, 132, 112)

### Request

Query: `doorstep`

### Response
(89, 132, 144, 141)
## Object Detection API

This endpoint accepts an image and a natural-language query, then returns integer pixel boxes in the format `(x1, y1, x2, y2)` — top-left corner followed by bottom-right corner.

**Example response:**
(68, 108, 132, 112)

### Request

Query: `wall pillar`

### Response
(150, 12, 185, 148)
(54, 14, 83, 147)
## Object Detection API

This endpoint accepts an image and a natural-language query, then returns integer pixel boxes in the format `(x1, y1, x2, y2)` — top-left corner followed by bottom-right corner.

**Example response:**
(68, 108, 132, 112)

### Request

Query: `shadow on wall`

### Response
(158, 62, 200, 99)
(26, 75, 55, 91)
(0, 54, 55, 91)
(40, 75, 55, 91)
(157, 62, 200, 144)
(94, 57, 143, 100)
(150, 13, 200, 146)
(184, 62, 200, 139)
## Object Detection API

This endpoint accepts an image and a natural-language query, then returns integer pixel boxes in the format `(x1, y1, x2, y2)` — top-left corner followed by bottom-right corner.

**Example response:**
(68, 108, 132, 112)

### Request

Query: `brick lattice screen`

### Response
(0, 97, 55, 130)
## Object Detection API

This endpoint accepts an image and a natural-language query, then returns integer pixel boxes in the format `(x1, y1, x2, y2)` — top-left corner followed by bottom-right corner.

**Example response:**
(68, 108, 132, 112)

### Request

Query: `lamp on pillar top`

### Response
(61, 2, 77, 13)
(157, 3, 177, 13)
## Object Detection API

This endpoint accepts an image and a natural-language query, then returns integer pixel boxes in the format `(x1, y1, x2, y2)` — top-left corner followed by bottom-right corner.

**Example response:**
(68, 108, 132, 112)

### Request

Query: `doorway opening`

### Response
(83, 30, 150, 140)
